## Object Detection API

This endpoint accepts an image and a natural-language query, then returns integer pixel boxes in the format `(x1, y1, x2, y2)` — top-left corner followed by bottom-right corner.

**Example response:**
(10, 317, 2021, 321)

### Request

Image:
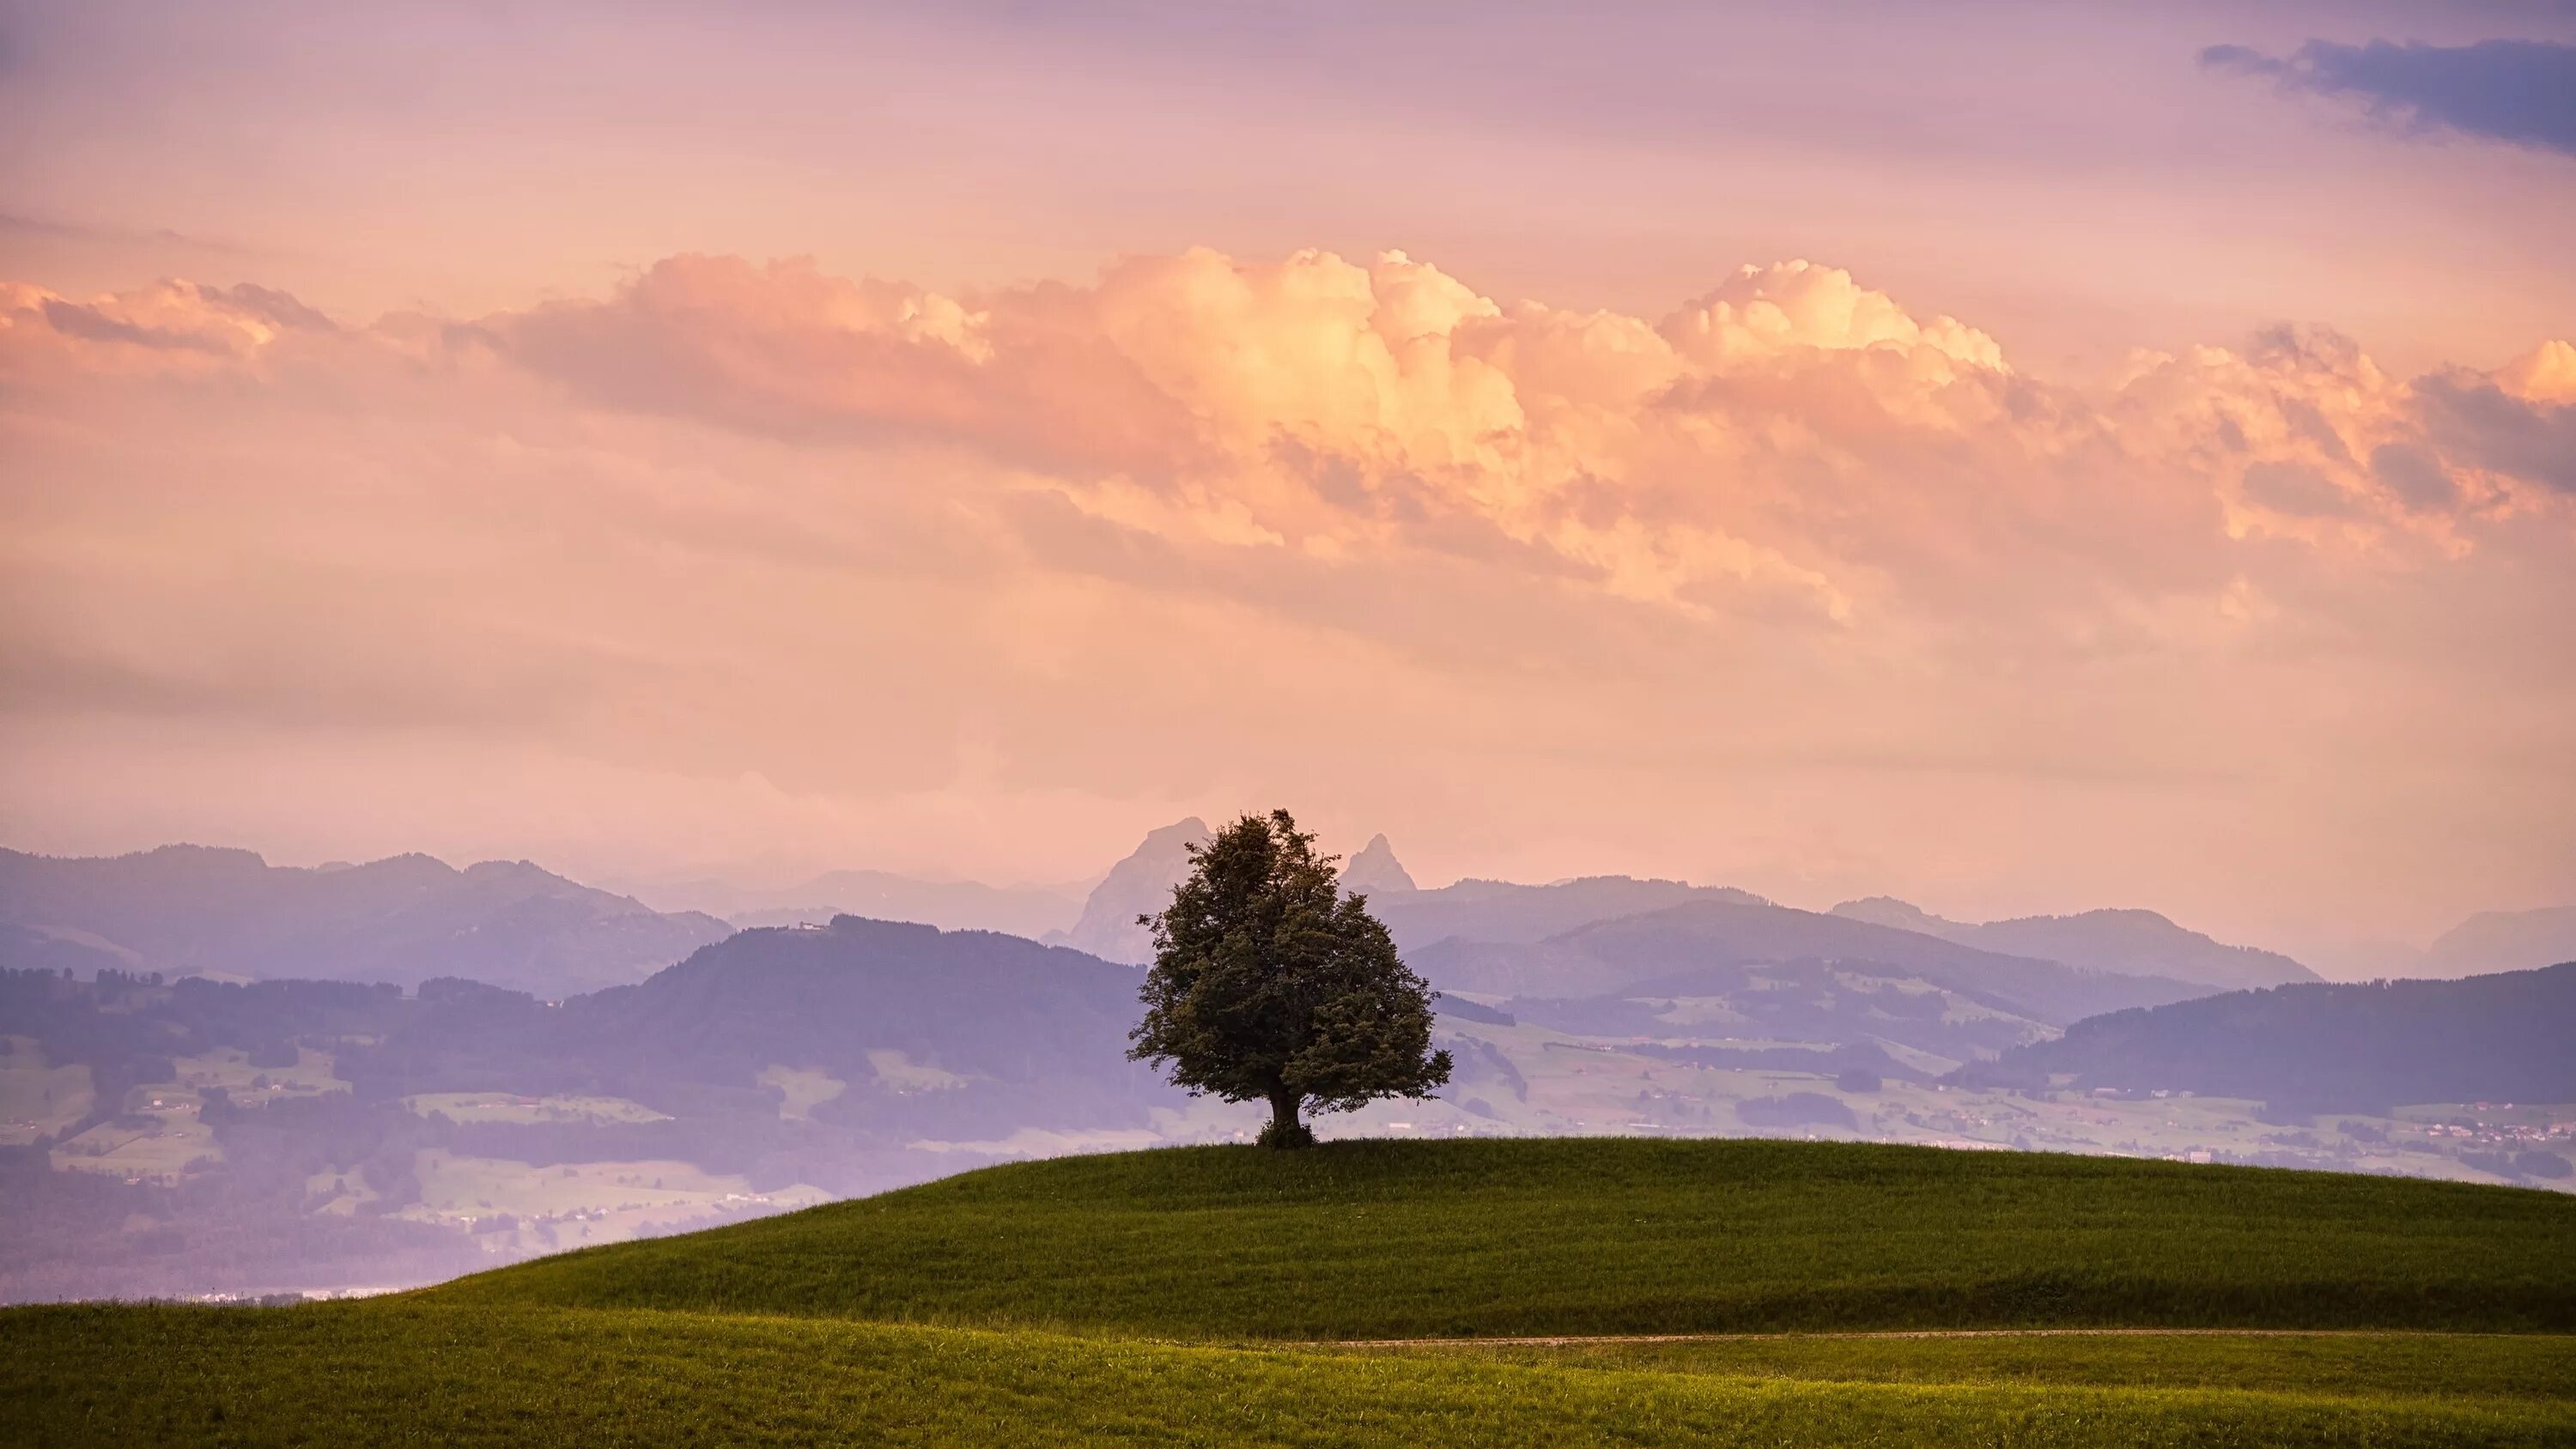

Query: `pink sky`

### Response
(3, 3, 2573, 961)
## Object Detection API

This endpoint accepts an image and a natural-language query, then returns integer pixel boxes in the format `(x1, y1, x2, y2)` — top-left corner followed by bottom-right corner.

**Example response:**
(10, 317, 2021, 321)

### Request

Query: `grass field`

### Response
(754, 1064, 847, 1119)
(8, 1306, 2573, 1448)
(0, 1034, 94, 1145)
(1352, 1331, 2576, 1401)
(173, 1046, 347, 1106)
(47, 1098, 221, 1182)
(5, 1139, 2573, 1446)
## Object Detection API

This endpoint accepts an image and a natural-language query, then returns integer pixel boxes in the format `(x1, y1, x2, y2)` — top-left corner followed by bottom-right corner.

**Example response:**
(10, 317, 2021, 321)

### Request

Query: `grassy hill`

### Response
(7, 1138, 2575, 1446)
(432, 1138, 2576, 1337)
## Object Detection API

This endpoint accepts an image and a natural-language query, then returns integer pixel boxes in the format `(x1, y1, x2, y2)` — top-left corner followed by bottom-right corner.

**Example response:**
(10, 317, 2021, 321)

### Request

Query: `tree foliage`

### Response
(1128, 810, 1450, 1148)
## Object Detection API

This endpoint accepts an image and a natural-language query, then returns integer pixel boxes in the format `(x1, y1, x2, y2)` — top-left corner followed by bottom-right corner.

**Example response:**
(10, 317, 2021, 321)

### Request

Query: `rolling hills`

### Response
(0, 845, 730, 999)
(1978, 962, 2576, 1113)
(2426, 906, 2576, 979)
(13, 903, 2573, 1307)
(1410, 898, 2215, 1082)
(643, 868, 1085, 939)
(0, 919, 1189, 1302)
(4, 1138, 2573, 1446)
(1830, 897, 2319, 990)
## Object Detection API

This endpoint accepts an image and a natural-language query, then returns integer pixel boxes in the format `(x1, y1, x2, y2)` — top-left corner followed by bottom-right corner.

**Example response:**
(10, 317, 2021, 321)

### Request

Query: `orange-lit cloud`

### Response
(3, 249, 2572, 947)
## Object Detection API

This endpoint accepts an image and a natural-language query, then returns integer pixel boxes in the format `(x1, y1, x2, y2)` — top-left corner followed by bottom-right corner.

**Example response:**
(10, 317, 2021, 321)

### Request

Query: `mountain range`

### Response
(2421, 906, 2576, 979)
(1971, 963, 2576, 1113)
(1035, 824, 2323, 1000)
(1826, 897, 2318, 990)
(629, 870, 1084, 940)
(345, 917, 1179, 1145)
(9, 826, 2573, 1303)
(17, 829, 2554, 1006)
(0, 846, 730, 1001)
(1424, 899, 2211, 1019)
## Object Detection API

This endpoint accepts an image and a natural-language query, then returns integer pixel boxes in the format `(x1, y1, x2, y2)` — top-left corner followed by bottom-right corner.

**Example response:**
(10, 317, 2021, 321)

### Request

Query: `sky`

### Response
(3, 1, 2573, 966)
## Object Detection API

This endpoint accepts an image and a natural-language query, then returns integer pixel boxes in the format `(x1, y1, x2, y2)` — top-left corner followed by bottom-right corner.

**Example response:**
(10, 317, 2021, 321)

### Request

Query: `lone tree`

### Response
(1128, 809, 1451, 1149)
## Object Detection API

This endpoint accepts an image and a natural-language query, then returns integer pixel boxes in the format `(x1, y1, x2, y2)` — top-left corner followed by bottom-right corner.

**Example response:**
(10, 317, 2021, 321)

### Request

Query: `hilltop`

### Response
(8, 1137, 2575, 1445)
(434, 1137, 2576, 1338)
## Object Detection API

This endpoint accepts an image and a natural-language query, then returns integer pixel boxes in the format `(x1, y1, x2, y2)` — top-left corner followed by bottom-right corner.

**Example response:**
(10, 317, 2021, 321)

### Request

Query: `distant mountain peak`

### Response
(1140, 817, 1211, 848)
(1050, 818, 1214, 965)
(1341, 834, 1418, 898)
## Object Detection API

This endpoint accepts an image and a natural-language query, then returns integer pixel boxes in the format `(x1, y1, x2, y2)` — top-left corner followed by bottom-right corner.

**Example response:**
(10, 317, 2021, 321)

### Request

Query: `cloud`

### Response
(2202, 39, 2576, 156)
(0, 212, 261, 256)
(3, 246, 2573, 937)
(3, 278, 332, 367)
(2368, 443, 2454, 510)
(1661, 260, 2007, 375)
(10, 251, 2567, 630)
(2415, 376, 2576, 494)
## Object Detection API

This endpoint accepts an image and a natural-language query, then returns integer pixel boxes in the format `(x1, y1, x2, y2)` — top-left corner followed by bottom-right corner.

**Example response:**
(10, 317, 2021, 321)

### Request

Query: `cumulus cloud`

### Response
(9, 250, 2568, 628)
(1660, 259, 2007, 376)
(2, 278, 333, 368)
(2415, 376, 2576, 494)
(3, 248, 2571, 927)
(2203, 38, 2576, 156)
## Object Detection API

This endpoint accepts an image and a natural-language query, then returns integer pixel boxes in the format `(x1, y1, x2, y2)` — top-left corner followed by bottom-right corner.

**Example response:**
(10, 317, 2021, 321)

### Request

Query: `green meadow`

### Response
(435, 1137, 2576, 1337)
(6, 1139, 2573, 1446)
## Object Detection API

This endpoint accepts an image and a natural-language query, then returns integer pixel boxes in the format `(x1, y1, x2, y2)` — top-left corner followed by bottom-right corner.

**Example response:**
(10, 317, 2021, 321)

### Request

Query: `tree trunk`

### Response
(1262, 1086, 1309, 1148)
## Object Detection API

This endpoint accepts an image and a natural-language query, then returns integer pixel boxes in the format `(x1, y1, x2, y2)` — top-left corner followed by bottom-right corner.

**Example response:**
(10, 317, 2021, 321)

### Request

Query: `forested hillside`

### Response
(1980, 964, 2576, 1114)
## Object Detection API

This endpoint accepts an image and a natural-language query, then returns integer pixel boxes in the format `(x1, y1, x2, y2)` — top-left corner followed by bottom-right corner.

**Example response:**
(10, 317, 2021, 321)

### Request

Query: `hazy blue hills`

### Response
(1030, 828, 2239, 1083)
(1373, 875, 1772, 953)
(0, 921, 125, 977)
(1422, 900, 2205, 1040)
(1042, 824, 2309, 1007)
(557, 919, 1171, 1133)
(0, 845, 731, 1000)
(11, 906, 2573, 1303)
(307, 917, 1178, 1144)
(1829, 897, 2318, 991)
(2424, 905, 2576, 979)
(0, 918, 1179, 1300)
(1975, 962, 2576, 1113)
(1044, 824, 1777, 965)
(638, 870, 1084, 940)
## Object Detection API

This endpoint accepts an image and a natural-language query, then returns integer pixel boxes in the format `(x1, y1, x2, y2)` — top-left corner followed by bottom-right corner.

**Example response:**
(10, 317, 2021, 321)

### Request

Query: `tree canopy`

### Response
(1128, 809, 1451, 1148)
